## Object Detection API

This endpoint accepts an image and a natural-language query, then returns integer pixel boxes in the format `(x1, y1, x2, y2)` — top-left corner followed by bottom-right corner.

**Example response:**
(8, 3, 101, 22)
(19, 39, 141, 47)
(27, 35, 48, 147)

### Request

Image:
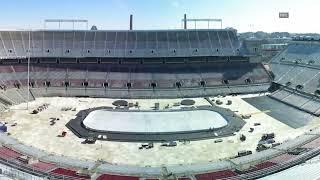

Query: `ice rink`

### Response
(83, 109, 228, 132)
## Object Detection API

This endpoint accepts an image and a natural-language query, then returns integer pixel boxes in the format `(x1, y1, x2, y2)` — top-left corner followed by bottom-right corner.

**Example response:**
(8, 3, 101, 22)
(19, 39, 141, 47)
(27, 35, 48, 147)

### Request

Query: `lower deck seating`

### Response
(269, 153, 297, 164)
(97, 174, 139, 180)
(0, 88, 34, 105)
(31, 161, 57, 172)
(269, 88, 320, 116)
(50, 168, 90, 179)
(234, 161, 278, 175)
(0, 62, 271, 98)
(0, 147, 23, 160)
(254, 161, 277, 170)
(271, 62, 320, 95)
(195, 170, 237, 180)
(302, 137, 320, 148)
(178, 177, 192, 180)
(0, 63, 270, 90)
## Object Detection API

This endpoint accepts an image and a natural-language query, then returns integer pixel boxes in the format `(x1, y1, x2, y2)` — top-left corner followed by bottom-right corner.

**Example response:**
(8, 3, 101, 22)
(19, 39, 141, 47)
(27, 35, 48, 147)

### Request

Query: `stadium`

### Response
(0, 14, 320, 180)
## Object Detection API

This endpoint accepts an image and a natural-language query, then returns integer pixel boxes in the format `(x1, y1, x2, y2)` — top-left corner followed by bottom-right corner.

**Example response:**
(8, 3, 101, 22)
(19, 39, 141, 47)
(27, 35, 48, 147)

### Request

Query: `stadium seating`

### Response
(0, 146, 23, 160)
(254, 161, 277, 170)
(269, 88, 320, 116)
(269, 153, 297, 164)
(96, 174, 139, 180)
(177, 177, 191, 180)
(50, 168, 90, 179)
(271, 41, 320, 95)
(0, 28, 272, 99)
(0, 29, 240, 59)
(302, 137, 320, 148)
(0, 61, 271, 98)
(195, 170, 238, 180)
(31, 161, 57, 172)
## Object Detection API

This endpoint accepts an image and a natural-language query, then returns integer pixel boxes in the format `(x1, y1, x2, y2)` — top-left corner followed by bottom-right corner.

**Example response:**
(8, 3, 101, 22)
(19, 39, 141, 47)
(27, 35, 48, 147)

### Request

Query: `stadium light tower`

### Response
(181, 15, 222, 29)
(27, 30, 31, 110)
(44, 19, 89, 30)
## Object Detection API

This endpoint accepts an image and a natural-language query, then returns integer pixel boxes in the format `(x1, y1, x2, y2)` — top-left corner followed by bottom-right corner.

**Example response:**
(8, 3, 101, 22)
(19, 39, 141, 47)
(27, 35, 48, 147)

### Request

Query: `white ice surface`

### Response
(83, 109, 228, 132)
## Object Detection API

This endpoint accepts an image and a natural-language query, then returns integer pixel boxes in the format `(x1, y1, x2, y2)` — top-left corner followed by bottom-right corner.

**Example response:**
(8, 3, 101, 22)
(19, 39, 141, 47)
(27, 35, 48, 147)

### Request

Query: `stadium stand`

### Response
(269, 87, 320, 116)
(0, 62, 270, 98)
(0, 146, 23, 160)
(269, 153, 297, 164)
(0, 130, 319, 179)
(244, 40, 320, 134)
(96, 174, 139, 180)
(195, 170, 238, 179)
(0, 29, 272, 98)
(177, 177, 192, 180)
(271, 41, 320, 95)
(0, 29, 240, 58)
(30, 161, 57, 172)
(50, 168, 90, 179)
(254, 161, 277, 171)
(302, 137, 320, 148)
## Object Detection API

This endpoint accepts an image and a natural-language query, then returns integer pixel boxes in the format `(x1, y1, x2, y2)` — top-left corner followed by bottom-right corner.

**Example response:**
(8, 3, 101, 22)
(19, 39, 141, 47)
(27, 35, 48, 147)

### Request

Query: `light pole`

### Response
(27, 29, 31, 110)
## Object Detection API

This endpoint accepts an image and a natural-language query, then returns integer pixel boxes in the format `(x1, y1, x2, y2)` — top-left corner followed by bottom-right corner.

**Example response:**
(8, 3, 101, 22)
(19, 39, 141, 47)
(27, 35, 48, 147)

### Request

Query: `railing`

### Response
(0, 157, 88, 180)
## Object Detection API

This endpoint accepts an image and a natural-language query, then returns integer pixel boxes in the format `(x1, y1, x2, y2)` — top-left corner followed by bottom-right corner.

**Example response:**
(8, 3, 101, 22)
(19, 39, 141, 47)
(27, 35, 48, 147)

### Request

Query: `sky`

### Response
(0, 0, 319, 33)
